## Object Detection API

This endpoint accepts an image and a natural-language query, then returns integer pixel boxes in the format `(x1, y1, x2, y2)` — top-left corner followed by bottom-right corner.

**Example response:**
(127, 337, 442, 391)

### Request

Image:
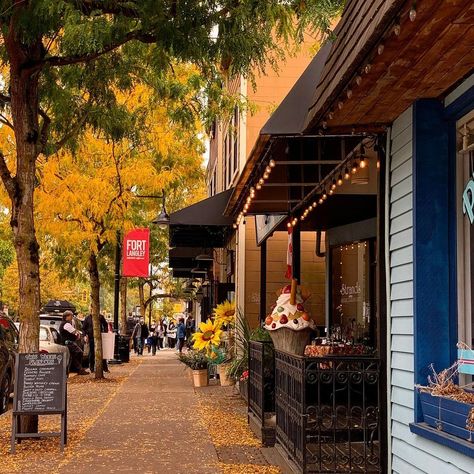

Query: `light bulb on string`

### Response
(359, 156, 367, 168)
(351, 162, 358, 174)
(346, 89, 352, 99)
(263, 172, 269, 180)
(322, 192, 328, 200)
(233, 223, 237, 229)
(377, 159, 380, 169)
(329, 188, 334, 195)
(344, 168, 350, 180)
(256, 183, 262, 190)
(269, 159, 276, 168)
(377, 44, 384, 55)
(265, 166, 271, 174)
(355, 75, 362, 86)
(409, 4, 416, 22)
(331, 179, 337, 190)
(287, 221, 292, 229)
(364, 63, 371, 74)
(312, 201, 317, 208)
(258, 178, 264, 185)
(319, 197, 323, 205)
(393, 22, 401, 36)
(337, 174, 343, 186)
(338, 101, 344, 110)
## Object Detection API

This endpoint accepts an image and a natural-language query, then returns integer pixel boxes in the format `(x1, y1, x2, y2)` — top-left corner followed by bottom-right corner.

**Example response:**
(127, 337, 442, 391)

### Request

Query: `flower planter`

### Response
(418, 390, 474, 442)
(218, 362, 234, 386)
(239, 379, 248, 402)
(192, 369, 209, 387)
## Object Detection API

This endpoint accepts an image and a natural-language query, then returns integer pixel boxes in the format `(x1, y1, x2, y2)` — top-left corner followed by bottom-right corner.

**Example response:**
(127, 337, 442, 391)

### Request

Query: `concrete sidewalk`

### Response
(58, 351, 220, 474)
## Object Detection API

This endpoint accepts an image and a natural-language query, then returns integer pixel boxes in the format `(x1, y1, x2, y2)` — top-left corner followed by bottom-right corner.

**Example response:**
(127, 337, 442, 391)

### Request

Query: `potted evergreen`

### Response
(178, 351, 209, 387)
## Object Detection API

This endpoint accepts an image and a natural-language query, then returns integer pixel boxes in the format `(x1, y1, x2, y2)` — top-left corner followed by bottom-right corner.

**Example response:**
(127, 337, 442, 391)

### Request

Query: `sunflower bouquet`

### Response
(192, 300, 236, 362)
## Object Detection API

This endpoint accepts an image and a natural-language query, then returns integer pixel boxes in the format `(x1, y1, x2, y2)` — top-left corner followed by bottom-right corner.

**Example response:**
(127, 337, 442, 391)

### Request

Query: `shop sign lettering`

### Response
(463, 176, 474, 224)
(340, 282, 361, 297)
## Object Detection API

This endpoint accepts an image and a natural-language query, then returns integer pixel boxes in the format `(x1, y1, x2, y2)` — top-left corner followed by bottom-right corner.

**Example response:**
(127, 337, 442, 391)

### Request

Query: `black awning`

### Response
(170, 189, 234, 248)
(261, 42, 332, 136)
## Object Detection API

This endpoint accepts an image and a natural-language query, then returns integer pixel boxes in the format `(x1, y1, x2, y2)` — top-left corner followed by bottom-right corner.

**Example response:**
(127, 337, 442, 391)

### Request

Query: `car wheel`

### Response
(0, 372, 11, 415)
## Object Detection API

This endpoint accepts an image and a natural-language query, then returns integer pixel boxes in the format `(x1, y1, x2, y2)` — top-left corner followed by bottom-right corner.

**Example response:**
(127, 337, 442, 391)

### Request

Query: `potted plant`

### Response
(178, 351, 209, 387)
(416, 358, 474, 442)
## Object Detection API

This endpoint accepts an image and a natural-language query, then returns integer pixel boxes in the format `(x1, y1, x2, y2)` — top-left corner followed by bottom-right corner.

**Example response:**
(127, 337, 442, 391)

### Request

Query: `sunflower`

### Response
(193, 319, 223, 352)
(213, 300, 236, 325)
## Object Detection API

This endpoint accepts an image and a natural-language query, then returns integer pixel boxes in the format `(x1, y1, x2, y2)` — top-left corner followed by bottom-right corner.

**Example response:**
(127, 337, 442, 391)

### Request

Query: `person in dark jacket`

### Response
(177, 318, 186, 353)
(60, 311, 88, 375)
(82, 313, 109, 372)
(131, 318, 149, 355)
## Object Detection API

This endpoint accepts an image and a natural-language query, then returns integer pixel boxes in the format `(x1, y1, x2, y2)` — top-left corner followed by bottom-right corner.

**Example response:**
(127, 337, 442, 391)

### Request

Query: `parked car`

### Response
(13, 322, 72, 373)
(39, 325, 70, 369)
(0, 314, 18, 414)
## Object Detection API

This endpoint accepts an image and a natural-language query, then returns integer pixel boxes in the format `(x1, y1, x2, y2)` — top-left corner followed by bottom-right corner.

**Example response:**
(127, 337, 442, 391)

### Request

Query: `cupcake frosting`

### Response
(264, 285, 316, 332)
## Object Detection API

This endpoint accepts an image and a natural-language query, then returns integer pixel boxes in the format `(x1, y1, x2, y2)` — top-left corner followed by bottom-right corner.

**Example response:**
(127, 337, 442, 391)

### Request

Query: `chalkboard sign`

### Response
(16, 353, 66, 413)
(11, 353, 67, 452)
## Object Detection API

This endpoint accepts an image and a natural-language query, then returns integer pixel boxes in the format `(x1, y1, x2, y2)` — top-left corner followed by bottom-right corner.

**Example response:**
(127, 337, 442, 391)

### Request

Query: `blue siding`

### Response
(389, 105, 473, 473)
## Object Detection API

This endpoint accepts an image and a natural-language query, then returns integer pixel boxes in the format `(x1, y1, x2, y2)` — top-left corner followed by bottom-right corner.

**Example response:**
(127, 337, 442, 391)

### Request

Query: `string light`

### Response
(364, 63, 371, 74)
(322, 192, 328, 200)
(312, 201, 317, 207)
(269, 159, 276, 168)
(355, 75, 362, 86)
(409, 4, 416, 22)
(329, 188, 334, 195)
(319, 197, 323, 204)
(263, 172, 269, 179)
(377, 159, 380, 169)
(337, 174, 343, 186)
(328, 111, 334, 120)
(359, 156, 367, 168)
(377, 44, 384, 55)
(346, 89, 353, 99)
(265, 165, 271, 174)
(338, 101, 344, 110)
(331, 179, 337, 190)
(287, 221, 292, 228)
(233, 223, 237, 229)
(258, 178, 264, 185)
(256, 183, 262, 190)
(393, 22, 401, 36)
(351, 162, 358, 174)
(344, 168, 350, 180)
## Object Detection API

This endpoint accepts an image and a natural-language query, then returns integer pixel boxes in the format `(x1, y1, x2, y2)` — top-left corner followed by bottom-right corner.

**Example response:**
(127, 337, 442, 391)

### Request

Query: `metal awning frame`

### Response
(233, 134, 377, 222)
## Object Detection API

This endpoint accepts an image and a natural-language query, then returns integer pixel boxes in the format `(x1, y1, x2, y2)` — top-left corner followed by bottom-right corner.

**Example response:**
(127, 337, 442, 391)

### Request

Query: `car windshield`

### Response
(39, 327, 49, 342)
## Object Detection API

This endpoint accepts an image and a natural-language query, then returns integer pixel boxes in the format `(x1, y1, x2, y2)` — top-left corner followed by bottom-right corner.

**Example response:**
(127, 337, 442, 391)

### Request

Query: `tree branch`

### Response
(38, 108, 51, 154)
(0, 152, 17, 200)
(64, 0, 141, 18)
(35, 30, 156, 70)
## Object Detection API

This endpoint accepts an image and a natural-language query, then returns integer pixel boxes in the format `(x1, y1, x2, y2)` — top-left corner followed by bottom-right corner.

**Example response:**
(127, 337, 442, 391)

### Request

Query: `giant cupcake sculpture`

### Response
(264, 279, 316, 355)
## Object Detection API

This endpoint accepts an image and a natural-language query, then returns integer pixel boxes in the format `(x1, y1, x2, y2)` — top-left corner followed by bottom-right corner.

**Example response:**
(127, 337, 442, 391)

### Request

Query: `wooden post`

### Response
(259, 240, 267, 323)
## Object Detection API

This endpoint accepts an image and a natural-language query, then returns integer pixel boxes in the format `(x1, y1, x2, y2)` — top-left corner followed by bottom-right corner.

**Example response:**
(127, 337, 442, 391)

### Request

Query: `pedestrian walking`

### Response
(131, 317, 149, 355)
(177, 317, 186, 353)
(82, 312, 109, 372)
(156, 321, 164, 350)
(59, 310, 88, 375)
(167, 320, 176, 349)
(185, 314, 195, 348)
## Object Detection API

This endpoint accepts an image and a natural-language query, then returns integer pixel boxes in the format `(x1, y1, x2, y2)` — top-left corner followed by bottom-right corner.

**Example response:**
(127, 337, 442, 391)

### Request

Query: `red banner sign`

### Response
(122, 228, 150, 277)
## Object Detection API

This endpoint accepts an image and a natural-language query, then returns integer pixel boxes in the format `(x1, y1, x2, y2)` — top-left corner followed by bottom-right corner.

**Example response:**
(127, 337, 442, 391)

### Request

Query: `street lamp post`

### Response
(111, 189, 170, 362)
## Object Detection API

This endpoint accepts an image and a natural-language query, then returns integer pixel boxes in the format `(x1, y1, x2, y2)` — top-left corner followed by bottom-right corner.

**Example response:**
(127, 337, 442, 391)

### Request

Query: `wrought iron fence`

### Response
(275, 350, 382, 473)
(249, 341, 275, 423)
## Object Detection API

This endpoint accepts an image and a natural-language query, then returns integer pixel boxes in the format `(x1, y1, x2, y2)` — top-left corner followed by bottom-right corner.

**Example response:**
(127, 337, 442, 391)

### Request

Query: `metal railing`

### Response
(275, 350, 382, 473)
(248, 340, 275, 423)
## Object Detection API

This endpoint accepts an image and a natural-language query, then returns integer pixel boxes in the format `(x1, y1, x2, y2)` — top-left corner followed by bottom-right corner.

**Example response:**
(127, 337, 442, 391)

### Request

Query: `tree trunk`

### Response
(1, 26, 46, 435)
(138, 279, 146, 319)
(88, 251, 104, 379)
(119, 277, 127, 335)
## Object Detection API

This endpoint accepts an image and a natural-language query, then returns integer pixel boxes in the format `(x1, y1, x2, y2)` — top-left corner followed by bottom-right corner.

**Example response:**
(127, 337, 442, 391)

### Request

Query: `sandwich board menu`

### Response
(11, 353, 67, 452)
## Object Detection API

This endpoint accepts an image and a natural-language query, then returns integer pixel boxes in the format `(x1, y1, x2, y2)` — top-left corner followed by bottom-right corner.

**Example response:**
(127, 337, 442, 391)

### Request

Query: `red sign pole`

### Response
(122, 228, 150, 277)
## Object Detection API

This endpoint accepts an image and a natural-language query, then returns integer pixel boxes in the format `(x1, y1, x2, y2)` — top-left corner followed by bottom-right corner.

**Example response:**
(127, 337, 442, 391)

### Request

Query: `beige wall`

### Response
(244, 217, 326, 329)
(245, 47, 314, 158)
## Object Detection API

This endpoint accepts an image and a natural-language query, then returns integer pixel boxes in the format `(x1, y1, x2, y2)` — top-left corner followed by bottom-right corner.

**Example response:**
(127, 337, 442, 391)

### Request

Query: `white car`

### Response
(39, 325, 70, 369)
(14, 323, 70, 369)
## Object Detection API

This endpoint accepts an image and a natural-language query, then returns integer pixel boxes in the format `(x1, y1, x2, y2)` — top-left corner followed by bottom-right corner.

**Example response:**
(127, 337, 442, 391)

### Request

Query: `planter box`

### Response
(419, 390, 474, 442)
(239, 379, 248, 401)
(192, 369, 209, 387)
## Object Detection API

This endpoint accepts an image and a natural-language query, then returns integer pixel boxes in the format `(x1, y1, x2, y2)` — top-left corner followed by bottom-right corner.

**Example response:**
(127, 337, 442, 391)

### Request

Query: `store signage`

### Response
(122, 228, 150, 277)
(255, 214, 287, 246)
(462, 176, 474, 224)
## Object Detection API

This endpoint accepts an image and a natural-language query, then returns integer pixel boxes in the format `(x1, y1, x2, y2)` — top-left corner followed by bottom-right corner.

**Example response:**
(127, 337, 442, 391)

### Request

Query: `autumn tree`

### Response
(36, 82, 205, 378)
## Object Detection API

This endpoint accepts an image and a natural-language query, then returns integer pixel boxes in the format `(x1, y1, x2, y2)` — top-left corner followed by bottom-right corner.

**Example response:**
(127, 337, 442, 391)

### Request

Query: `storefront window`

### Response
(456, 109, 474, 349)
(330, 239, 375, 347)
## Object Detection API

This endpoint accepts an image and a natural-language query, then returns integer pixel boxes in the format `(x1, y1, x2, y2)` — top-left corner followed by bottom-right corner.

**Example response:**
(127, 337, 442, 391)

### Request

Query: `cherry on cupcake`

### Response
(280, 314, 288, 324)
